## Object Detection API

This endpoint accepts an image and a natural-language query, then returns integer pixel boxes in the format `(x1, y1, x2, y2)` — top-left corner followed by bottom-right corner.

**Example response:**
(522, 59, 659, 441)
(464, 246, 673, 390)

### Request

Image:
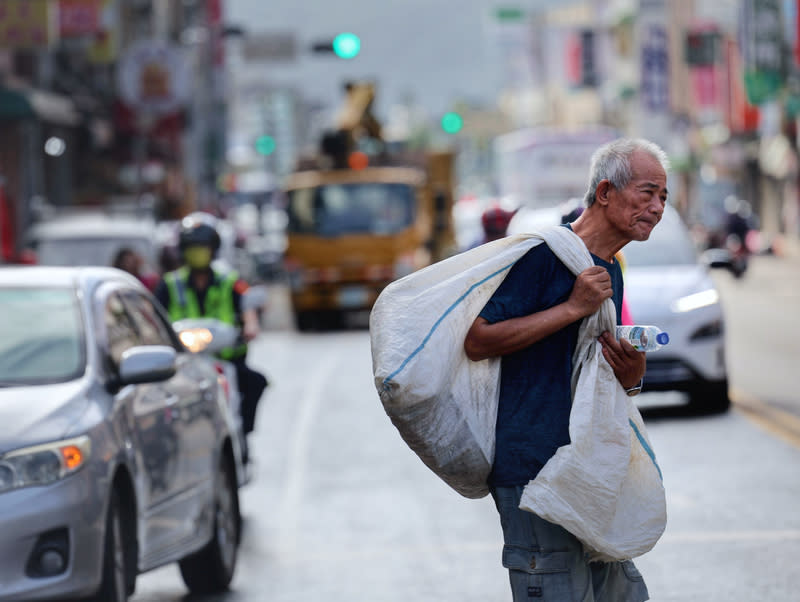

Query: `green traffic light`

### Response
(255, 135, 276, 156)
(333, 32, 361, 59)
(441, 112, 463, 134)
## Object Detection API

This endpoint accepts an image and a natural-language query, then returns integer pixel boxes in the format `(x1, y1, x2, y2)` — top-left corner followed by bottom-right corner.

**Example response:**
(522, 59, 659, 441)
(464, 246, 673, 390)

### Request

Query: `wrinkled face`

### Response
(606, 150, 668, 242)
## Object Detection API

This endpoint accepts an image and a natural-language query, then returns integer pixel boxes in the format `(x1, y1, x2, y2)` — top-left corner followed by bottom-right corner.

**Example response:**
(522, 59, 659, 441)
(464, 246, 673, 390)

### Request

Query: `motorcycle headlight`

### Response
(671, 289, 719, 313)
(0, 436, 90, 494)
(178, 327, 214, 353)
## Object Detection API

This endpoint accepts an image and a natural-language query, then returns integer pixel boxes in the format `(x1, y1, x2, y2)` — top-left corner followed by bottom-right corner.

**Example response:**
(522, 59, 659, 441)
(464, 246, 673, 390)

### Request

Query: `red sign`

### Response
(690, 65, 718, 108)
(59, 0, 101, 37)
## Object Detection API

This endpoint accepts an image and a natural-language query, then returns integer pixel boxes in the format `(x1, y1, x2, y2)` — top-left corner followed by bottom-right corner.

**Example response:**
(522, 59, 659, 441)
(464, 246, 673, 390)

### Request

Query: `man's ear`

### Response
(595, 180, 612, 207)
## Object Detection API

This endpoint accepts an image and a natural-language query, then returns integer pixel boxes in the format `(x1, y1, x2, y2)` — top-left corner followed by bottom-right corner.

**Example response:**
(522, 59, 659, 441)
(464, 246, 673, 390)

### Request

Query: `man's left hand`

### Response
(599, 331, 646, 389)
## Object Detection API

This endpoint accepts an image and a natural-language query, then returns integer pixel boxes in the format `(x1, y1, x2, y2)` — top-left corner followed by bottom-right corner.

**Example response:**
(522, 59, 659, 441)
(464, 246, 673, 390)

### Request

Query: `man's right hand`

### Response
(568, 266, 613, 318)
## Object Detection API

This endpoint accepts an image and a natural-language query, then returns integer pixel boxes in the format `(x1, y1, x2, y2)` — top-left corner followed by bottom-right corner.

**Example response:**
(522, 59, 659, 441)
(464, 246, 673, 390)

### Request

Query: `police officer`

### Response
(154, 212, 268, 462)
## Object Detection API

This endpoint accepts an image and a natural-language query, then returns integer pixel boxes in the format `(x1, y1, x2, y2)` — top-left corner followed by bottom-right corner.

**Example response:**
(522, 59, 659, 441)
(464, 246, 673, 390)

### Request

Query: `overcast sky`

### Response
(225, 0, 523, 117)
(225, 1, 744, 120)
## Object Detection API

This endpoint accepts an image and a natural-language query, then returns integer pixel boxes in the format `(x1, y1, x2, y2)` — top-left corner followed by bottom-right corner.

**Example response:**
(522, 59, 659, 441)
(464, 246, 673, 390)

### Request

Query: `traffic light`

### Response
(255, 135, 276, 156)
(333, 32, 360, 59)
(311, 33, 361, 59)
(441, 112, 463, 134)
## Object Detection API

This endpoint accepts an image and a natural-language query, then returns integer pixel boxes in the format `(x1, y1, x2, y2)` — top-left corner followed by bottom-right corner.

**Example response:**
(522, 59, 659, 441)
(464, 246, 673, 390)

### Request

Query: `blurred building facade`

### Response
(485, 0, 799, 251)
(0, 0, 231, 261)
(1, 1, 799, 262)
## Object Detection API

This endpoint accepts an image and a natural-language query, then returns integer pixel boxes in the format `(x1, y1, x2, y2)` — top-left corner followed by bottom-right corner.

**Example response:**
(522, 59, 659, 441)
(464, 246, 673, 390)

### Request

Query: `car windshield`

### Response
(621, 207, 698, 267)
(0, 288, 85, 385)
(35, 237, 154, 267)
(286, 182, 415, 236)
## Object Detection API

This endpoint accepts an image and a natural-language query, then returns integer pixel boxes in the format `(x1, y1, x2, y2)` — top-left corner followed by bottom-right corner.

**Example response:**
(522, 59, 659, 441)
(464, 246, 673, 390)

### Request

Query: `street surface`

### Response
(132, 253, 800, 601)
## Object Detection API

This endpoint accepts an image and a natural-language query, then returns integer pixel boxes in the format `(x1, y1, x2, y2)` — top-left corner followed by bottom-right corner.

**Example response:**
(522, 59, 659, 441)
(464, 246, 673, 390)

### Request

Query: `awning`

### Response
(0, 86, 81, 126)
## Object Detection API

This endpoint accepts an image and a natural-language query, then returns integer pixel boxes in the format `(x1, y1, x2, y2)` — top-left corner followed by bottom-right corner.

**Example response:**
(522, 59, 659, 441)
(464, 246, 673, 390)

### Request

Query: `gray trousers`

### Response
(491, 485, 650, 602)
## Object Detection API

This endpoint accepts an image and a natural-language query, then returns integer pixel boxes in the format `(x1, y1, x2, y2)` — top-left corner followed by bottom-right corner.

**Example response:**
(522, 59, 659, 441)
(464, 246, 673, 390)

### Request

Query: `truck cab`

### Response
(283, 153, 455, 330)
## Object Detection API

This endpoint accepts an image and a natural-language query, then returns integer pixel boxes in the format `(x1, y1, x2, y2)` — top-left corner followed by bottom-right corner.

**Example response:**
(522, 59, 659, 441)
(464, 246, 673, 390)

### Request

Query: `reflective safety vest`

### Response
(165, 266, 247, 360)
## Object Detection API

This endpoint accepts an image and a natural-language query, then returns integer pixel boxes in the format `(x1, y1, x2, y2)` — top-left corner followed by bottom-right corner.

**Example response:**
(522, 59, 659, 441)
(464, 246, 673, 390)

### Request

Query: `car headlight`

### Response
(670, 289, 719, 313)
(0, 435, 90, 494)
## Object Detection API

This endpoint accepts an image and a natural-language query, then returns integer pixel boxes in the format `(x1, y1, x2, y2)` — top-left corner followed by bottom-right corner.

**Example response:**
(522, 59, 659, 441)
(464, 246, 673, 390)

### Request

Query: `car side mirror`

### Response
(117, 345, 177, 385)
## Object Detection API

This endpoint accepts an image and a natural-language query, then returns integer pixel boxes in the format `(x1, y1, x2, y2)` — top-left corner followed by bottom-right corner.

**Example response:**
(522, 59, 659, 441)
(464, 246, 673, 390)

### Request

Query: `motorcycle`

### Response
(171, 285, 269, 484)
(173, 317, 249, 480)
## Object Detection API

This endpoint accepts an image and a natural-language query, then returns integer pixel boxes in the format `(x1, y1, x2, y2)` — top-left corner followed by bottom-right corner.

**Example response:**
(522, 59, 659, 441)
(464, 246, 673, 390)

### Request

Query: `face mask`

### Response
(183, 246, 213, 269)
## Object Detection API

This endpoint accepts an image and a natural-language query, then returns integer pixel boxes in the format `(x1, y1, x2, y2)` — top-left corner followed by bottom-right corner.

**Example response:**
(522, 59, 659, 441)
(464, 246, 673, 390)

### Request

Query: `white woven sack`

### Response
(371, 224, 667, 560)
(519, 234, 667, 562)
(370, 232, 545, 498)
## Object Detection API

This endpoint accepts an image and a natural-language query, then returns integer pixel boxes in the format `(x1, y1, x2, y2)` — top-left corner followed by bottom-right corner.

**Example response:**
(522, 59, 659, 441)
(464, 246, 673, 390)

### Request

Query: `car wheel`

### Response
(89, 489, 129, 602)
(688, 379, 731, 414)
(179, 455, 240, 594)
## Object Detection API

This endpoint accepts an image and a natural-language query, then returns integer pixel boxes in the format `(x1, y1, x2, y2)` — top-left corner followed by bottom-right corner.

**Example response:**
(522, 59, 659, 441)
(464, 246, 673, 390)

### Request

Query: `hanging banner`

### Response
(0, 0, 58, 49)
(640, 23, 669, 112)
(740, 0, 784, 105)
(87, 0, 119, 64)
(59, 0, 101, 37)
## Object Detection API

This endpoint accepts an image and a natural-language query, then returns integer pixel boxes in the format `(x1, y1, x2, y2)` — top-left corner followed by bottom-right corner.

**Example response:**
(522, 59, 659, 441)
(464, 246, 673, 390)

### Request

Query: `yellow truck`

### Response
(282, 149, 456, 330)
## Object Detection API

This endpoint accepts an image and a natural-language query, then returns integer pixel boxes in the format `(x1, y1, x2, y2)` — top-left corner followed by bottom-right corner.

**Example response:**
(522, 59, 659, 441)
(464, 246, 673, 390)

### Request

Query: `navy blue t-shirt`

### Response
(479, 239, 623, 487)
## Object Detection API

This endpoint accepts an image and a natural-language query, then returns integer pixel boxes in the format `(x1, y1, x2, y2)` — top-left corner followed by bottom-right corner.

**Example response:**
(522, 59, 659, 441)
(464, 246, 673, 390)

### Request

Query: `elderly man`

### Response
(465, 138, 669, 601)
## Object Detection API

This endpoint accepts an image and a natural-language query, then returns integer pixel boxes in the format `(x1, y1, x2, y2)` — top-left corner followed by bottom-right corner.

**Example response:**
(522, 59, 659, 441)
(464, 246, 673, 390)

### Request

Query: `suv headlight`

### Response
(671, 289, 719, 313)
(0, 436, 91, 494)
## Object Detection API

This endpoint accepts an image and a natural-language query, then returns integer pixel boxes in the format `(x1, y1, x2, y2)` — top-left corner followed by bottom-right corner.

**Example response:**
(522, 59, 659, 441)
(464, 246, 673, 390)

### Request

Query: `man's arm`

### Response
(464, 264, 646, 389)
(233, 279, 260, 342)
(464, 265, 612, 361)
(241, 307, 260, 342)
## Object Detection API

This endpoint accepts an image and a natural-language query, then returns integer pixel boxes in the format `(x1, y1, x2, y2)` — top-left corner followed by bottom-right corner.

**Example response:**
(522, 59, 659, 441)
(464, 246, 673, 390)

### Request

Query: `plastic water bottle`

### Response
(616, 325, 670, 352)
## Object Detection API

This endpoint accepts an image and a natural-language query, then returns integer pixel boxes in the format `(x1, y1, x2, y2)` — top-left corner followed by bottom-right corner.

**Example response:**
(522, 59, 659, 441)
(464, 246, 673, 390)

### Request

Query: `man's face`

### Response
(606, 150, 668, 242)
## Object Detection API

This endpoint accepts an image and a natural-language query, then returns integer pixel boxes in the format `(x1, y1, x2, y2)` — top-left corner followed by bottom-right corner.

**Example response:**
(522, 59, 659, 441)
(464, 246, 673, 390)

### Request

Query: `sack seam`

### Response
(380, 260, 517, 391)
(628, 418, 662, 480)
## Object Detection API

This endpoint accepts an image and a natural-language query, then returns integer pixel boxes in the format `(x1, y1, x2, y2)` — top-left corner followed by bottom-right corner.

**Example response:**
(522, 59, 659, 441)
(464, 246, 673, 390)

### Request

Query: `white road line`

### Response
(660, 529, 800, 543)
(276, 347, 339, 549)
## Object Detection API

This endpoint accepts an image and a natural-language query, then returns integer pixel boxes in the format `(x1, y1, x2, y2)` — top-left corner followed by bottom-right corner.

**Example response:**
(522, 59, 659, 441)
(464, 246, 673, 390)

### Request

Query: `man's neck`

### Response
(570, 209, 626, 262)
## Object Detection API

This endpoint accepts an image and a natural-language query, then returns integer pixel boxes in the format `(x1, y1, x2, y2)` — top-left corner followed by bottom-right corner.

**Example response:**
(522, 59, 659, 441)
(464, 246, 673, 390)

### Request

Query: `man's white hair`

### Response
(583, 138, 670, 207)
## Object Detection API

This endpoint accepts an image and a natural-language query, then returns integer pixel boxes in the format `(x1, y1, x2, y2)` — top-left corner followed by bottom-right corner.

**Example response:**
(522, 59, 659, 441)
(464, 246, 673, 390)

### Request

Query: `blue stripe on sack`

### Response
(629, 419, 663, 481)
(381, 260, 517, 391)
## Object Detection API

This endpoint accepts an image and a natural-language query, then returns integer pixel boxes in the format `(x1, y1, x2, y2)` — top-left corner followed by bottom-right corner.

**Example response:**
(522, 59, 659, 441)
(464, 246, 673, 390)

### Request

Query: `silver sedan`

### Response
(0, 266, 245, 601)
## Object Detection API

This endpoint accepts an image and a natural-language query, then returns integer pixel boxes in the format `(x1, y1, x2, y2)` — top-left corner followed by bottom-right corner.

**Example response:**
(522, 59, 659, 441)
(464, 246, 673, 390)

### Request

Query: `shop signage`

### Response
(117, 39, 190, 116)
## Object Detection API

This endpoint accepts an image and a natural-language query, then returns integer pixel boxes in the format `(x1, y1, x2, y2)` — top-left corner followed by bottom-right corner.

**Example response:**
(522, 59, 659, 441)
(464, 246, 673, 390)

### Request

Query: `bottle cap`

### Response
(656, 332, 669, 345)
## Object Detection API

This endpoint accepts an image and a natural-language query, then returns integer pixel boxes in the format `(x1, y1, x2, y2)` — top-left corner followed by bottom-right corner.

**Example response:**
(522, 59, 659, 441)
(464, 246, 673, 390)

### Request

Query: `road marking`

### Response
(276, 348, 339, 550)
(660, 529, 800, 543)
(731, 388, 800, 449)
